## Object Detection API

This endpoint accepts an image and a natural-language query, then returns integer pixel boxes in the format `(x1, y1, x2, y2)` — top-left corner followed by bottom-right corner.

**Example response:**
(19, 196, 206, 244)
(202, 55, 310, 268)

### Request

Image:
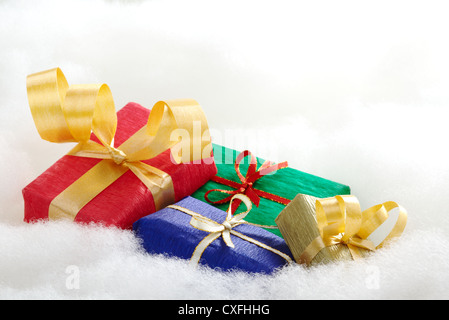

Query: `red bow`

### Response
(204, 150, 290, 213)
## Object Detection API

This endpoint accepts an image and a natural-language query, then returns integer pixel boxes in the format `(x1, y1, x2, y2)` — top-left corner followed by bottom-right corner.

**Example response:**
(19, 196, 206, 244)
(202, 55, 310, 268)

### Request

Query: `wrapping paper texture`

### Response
(133, 196, 293, 274)
(275, 194, 370, 265)
(192, 144, 351, 237)
(22, 102, 217, 229)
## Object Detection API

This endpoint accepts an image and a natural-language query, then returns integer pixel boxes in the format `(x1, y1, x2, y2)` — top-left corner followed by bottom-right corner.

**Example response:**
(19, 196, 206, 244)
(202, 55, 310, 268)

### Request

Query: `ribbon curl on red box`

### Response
(26, 68, 212, 221)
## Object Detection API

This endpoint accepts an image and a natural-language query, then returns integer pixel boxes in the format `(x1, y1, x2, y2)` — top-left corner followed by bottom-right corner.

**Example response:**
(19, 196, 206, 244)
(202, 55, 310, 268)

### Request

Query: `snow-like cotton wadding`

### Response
(1, 0, 449, 299)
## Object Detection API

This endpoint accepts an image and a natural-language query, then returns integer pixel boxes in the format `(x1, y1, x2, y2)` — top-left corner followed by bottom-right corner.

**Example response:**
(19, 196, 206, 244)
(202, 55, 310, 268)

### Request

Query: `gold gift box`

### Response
(276, 193, 407, 266)
(276, 194, 362, 265)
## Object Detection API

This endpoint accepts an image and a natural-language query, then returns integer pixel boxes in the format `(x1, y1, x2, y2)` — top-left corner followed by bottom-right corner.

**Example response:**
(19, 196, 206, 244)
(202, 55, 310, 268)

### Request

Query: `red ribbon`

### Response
(204, 150, 290, 213)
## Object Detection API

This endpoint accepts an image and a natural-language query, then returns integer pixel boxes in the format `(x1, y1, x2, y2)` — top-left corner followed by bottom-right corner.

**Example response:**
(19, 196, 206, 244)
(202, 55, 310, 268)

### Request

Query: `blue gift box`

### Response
(133, 196, 293, 274)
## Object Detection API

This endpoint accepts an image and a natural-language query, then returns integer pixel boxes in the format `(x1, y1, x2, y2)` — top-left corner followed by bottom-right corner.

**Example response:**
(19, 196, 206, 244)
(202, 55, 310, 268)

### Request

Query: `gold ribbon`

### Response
(299, 195, 407, 265)
(167, 194, 293, 267)
(27, 68, 212, 220)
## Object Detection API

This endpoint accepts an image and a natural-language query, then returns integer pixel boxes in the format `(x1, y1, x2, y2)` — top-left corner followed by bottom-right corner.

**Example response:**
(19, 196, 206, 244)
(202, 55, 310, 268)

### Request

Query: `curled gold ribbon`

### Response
(167, 194, 293, 267)
(299, 195, 407, 265)
(27, 68, 212, 220)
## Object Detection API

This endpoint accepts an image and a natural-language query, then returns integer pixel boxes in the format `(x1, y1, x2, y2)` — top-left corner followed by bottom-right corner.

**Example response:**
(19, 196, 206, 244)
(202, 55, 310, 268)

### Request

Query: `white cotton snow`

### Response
(0, 0, 448, 300)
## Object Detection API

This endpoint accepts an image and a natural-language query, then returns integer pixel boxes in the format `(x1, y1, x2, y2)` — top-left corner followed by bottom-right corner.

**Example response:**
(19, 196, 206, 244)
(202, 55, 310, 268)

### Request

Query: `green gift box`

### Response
(191, 144, 351, 238)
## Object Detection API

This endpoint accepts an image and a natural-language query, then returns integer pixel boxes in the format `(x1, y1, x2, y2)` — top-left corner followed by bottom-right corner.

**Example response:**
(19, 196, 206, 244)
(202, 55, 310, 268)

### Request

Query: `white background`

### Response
(1, 0, 448, 299)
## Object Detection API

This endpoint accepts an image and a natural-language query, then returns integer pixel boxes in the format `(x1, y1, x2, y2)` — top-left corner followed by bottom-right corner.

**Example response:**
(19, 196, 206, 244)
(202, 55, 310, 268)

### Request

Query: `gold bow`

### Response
(168, 194, 293, 266)
(26, 68, 212, 220)
(299, 195, 407, 265)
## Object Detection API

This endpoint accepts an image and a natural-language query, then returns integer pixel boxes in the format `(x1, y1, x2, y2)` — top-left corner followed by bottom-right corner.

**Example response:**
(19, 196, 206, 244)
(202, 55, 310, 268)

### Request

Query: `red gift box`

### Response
(23, 102, 218, 229)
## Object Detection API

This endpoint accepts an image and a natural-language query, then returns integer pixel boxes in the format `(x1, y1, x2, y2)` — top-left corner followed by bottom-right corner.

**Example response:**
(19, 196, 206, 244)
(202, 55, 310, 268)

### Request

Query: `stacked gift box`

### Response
(22, 68, 407, 273)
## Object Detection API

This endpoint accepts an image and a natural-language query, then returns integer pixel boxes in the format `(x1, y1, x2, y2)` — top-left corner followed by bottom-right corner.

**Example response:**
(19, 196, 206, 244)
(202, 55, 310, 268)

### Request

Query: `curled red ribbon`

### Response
(204, 150, 290, 213)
